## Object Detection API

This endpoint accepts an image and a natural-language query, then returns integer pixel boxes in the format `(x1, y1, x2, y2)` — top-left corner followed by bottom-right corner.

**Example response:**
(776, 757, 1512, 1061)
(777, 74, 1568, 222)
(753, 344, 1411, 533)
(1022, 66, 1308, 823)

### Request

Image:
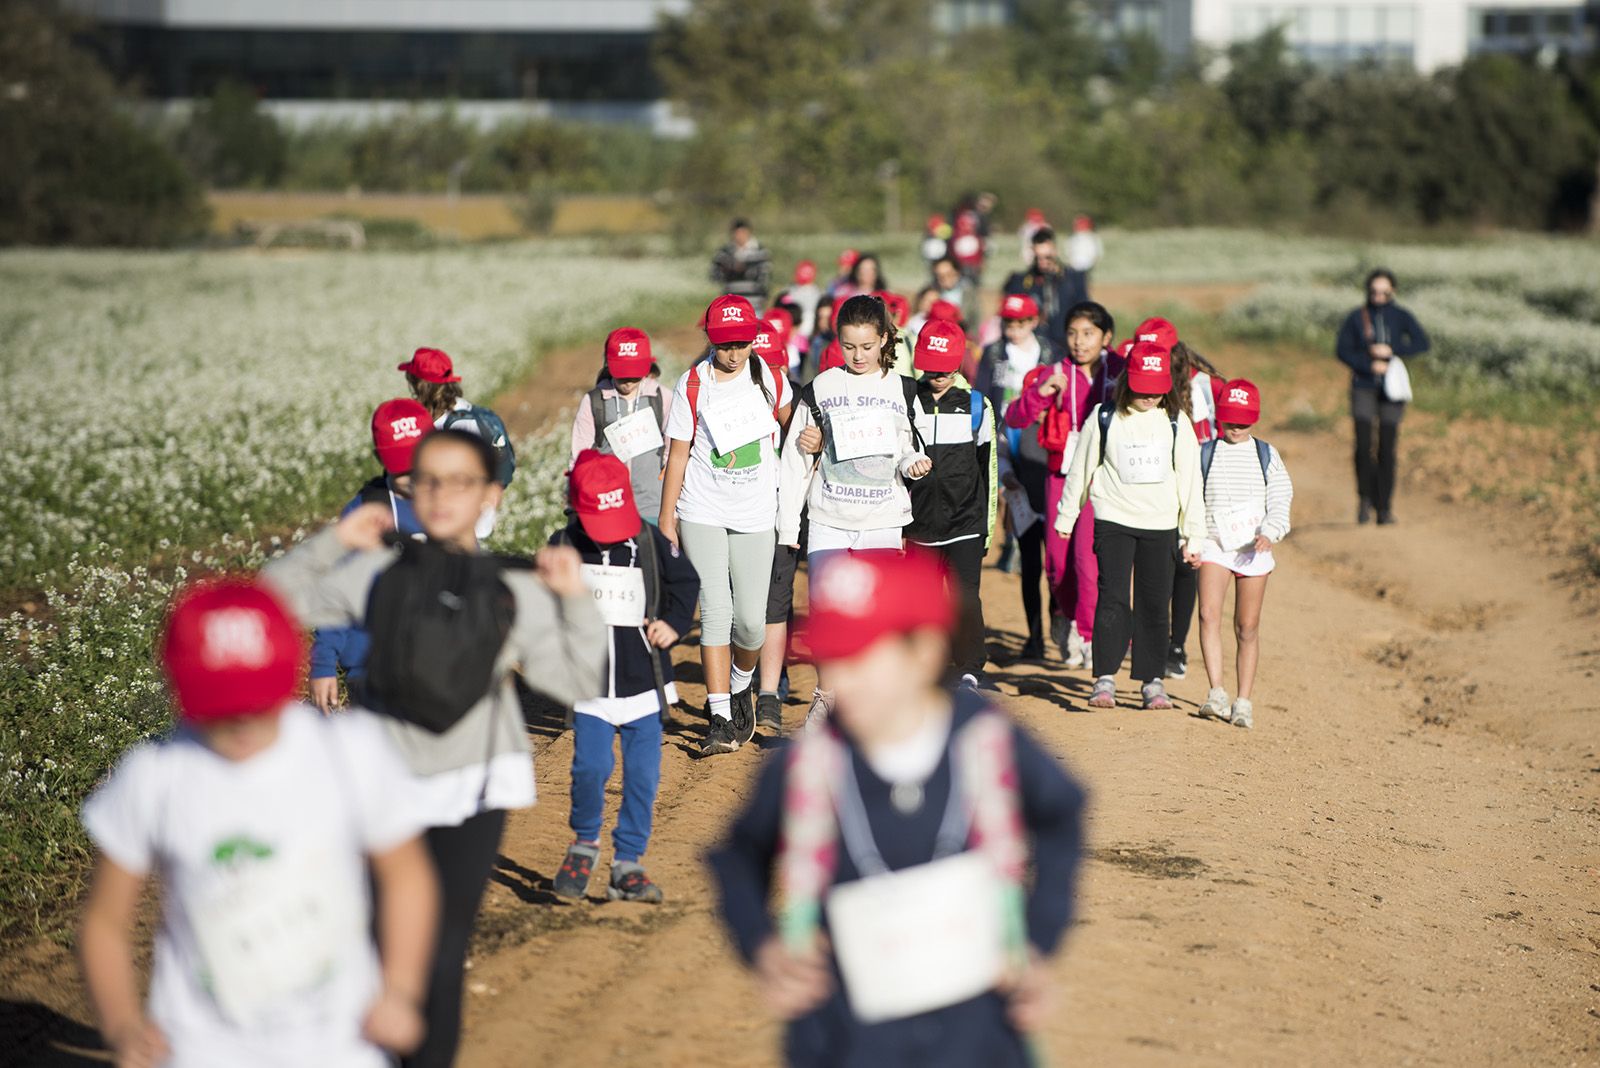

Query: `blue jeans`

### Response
(569, 712, 662, 862)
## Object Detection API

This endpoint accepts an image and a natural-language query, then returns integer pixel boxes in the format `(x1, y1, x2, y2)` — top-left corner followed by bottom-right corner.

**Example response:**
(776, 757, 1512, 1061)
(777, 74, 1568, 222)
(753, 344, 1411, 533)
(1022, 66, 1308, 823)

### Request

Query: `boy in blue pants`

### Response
(552, 449, 699, 902)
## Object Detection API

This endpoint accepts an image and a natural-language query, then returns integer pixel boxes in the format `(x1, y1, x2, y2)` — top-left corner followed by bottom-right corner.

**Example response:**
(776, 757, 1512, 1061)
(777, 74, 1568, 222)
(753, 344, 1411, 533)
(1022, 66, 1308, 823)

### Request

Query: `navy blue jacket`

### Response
(707, 691, 1086, 1068)
(1336, 302, 1430, 390)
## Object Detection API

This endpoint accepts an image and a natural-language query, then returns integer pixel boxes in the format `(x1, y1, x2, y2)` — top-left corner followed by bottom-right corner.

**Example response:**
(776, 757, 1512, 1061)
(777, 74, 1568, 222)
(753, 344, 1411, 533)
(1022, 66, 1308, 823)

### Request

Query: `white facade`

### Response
(63, 1, 688, 32)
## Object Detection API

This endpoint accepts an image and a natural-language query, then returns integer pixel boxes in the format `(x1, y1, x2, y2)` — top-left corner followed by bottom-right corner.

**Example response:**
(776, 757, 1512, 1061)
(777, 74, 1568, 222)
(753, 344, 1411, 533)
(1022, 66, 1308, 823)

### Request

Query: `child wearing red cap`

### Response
(777, 295, 933, 724)
(1163, 336, 1229, 682)
(661, 294, 793, 756)
(1194, 379, 1294, 730)
(550, 450, 701, 901)
(831, 252, 886, 304)
(571, 327, 672, 524)
(708, 549, 1086, 1068)
(825, 249, 860, 300)
(905, 319, 998, 689)
(79, 580, 438, 1068)
(780, 261, 821, 345)
(399, 347, 516, 540)
(1056, 342, 1205, 711)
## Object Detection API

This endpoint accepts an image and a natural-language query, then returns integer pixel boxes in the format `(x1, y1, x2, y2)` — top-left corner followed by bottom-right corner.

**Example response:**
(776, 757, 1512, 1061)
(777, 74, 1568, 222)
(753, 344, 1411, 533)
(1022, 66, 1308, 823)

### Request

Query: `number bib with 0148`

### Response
(701, 400, 778, 455)
(581, 563, 647, 628)
(1115, 439, 1170, 484)
(603, 408, 664, 463)
(830, 410, 896, 461)
(190, 847, 363, 1026)
(1215, 506, 1265, 552)
(825, 851, 1007, 1023)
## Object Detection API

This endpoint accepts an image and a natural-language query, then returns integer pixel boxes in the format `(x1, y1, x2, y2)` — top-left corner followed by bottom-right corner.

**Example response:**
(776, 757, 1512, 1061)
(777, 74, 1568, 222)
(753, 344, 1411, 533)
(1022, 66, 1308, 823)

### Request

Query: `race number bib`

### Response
(1005, 486, 1040, 535)
(580, 564, 647, 628)
(826, 851, 1007, 1023)
(830, 410, 896, 461)
(1116, 439, 1169, 485)
(603, 407, 664, 463)
(1215, 507, 1264, 553)
(701, 400, 778, 455)
(191, 847, 362, 1026)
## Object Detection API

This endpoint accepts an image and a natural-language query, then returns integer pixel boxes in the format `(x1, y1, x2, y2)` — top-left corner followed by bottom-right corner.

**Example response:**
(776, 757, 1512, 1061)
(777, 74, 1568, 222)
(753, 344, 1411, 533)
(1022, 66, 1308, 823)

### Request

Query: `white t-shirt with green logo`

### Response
(665, 360, 788, 533)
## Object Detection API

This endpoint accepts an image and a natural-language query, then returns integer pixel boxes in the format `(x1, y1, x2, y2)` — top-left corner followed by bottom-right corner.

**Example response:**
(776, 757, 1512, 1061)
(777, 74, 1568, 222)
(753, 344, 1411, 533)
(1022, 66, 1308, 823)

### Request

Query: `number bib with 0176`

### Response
(603, 408, 664, 463)
(700, 400, 778, 455)
(580, 563, 647, 628)
(1115, 439, 1169, 485)
(1215, 506, 1265, 552)
(829, 410, 896, 461)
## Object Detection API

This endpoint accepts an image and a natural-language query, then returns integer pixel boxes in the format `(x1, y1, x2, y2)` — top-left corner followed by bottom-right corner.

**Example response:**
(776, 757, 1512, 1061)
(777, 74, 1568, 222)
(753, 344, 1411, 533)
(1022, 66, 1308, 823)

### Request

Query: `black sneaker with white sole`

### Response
(553, 841, 599, 899)
(700, 713, 740, 756)
(730, 688, 756, 746)
(755, 692, 783, 733)
(607, 866, 664, 903)
(1164, 645, 1187, 680)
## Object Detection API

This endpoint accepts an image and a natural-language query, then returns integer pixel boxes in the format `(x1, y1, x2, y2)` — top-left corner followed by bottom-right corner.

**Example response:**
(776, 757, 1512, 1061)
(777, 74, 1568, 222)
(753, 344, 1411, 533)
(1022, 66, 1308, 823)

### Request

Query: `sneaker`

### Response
(1197, 687, 1232, 722)
(1087, 676, 1117, 709)
(1358, 499, 1373, 525)
(1020, 635, 1046, 661)
(958, 673, 980, 691)
(607, 865, 664, 904)
(1050, 615, 1070, 660)
(1141, 680, 1174, 710)
(1165, 645, 1187, 680)
(700, 713, 740, 756)
(1064, 622, 1087, 670)
(553, 841, 599, 899)
(1231, 697, 1254, 729)
(804, 690, 833, 729)
(755, 692, 783, 733)
(1376, 511, 1398, 526)
(730, 688, 756, 746)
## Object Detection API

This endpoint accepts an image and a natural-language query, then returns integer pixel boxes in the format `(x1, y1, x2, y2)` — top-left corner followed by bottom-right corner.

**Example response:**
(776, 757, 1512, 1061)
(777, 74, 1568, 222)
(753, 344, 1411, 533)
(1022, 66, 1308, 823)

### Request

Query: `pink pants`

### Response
(1046, 473, 1097, 642)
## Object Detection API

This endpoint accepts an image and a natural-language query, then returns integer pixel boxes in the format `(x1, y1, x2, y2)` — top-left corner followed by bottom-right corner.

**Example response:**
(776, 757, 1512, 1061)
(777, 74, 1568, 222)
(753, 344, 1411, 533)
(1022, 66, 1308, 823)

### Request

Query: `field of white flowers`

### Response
(0, 244, 704, 937)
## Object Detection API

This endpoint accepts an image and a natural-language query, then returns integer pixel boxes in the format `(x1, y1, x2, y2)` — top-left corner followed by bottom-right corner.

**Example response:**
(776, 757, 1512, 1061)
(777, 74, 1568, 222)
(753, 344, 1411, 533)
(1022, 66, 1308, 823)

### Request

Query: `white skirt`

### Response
(1198, 537, 1276, 577)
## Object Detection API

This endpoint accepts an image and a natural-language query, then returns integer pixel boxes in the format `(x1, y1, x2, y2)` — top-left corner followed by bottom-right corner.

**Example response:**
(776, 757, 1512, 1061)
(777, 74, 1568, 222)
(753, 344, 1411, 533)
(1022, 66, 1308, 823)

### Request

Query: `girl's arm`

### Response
(80, 855, 168, 1066)
(657, 438, 691, 545)
(1261, 447, 1294, 543)
(1054, 405, 1098, 533)
(1004, 379, 1054, 430)
(894, 398, 931, 480)
(776, 401, 818, 546)
(362, 836, 439, 1055)
(1172, 413, 1207, 548)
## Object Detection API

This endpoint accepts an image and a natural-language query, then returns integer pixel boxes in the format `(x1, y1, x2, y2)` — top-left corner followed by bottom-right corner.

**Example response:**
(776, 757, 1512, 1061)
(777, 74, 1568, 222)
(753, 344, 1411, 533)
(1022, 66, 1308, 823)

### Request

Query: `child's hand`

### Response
(754, 935, 833, 1020)
(999, 949, 1053, 1033)
(1182, 546, 1202, 569)
(362, 987, 426, 1054)
(905, 457, 933, 479)
(658, 516, 679, 547)
(1038, 368, 1069, 397)
(110, 1018, 169, 1068)
(645, 619, 679, 649)
(536, 544, 587, 599)
(310, 676, 341, 715)
(796, 425, 824, 454)
(336, 502, 395, 551)
(1252, 533, 1273, 554)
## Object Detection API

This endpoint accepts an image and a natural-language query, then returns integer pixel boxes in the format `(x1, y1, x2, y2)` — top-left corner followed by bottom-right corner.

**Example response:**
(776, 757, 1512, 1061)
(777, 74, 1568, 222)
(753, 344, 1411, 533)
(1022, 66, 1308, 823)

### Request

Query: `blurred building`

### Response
(64, 0, 693, 134)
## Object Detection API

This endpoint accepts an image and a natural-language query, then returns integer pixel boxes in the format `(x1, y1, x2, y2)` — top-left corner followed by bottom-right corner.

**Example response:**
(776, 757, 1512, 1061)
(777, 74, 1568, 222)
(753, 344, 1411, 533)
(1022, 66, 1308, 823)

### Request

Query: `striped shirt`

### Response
(1204, 438, 1294, 544)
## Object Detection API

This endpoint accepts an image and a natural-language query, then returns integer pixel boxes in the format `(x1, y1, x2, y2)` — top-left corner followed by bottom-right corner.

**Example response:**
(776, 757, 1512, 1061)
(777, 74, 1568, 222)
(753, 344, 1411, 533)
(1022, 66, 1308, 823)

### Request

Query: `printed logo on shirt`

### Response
(596, 488, 626, 512)
(201, 609, 272, 668)
(389, 415, 422, 439)
(1228, 386, 1250, 405)
(815, 557, 876, 616)
(711, 439, 763, 472)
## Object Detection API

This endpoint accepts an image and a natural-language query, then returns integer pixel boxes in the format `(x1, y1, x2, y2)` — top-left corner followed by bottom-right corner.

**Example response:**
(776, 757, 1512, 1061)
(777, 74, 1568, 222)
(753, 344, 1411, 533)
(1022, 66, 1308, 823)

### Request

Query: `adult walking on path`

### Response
(1003, 227, 1089, 349)
(710, 217, 774, 312)
(1335, 268, 1430, 525)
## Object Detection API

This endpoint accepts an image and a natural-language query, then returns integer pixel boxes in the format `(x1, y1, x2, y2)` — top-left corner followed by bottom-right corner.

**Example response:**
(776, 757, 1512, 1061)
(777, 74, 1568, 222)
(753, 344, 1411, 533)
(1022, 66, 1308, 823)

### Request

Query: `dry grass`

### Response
(208, 192, 664, 239)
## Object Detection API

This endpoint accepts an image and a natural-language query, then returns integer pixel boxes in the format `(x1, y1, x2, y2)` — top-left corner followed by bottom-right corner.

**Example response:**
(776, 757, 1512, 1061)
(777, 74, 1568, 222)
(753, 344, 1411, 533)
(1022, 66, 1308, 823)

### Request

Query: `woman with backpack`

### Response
(1055, 342, 1205, 712)
(660, 295, 793, 758)
(777, 294, 932, 725)
(569, 327, 671, 525)
(263, 428, 607, 1068)
(399, 347, 517, 540)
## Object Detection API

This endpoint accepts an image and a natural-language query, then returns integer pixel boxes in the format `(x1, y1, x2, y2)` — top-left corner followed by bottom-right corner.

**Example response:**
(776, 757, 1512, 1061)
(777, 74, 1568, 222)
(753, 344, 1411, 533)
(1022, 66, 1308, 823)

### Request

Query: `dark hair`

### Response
(1031, 226, 1056, 245)
(408, 375, 463, 421)
(748, 352, 776, 406)
(413, 428, 497, 481)
(731, 217, 752, 231)
(1114, 370, 1185, 417)
(1365, 268, 1397, 291)
(1065, 301, 1114, 338)
(933, 254, 961, 274)
(849, 253, 886, 291)
(1168, 341, 1221, 403)
(914, 283, 939, 307)
(834, 294, 899, 373)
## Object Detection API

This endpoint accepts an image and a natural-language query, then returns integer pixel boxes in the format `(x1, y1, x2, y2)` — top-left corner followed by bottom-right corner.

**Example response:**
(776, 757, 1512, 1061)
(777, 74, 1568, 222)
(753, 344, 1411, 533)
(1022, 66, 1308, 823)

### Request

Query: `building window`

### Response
(1229, 4, 1418, 67)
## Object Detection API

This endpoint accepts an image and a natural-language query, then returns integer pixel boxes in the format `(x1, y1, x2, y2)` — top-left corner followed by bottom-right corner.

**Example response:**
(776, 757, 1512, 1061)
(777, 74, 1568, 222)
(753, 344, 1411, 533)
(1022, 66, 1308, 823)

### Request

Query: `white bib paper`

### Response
(826, 851, 1007, 1023)
(603, 407, 664, 463)
(581, 563, 647, 628)
(1005, 486, 1040, 535)
(1057, 428, 1081, 475)
(1215, 506, 1264, 553)
(831, 410, 896, 461)
(1116, 439, 1169, 485)
(191, 847, 362, 1027)
(701, 399, 778, 455)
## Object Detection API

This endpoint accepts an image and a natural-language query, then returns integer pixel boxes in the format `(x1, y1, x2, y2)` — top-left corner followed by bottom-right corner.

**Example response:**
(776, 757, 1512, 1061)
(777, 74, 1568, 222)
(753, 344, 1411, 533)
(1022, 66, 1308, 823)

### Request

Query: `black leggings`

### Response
(404, 808, 507, 1068)
(1351, 387, 1405, 513)
(927, 538, 987, 677)
(1018, 518, 1049, 642)
(1092, 520, 1177, 683)
(1170, 564, 1196, 649)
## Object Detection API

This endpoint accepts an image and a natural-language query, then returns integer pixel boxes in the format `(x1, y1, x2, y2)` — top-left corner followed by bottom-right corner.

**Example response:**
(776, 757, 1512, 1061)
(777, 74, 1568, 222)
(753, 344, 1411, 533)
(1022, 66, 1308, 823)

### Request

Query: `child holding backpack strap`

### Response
(551, 451, 699, 902)
(708, 549, 1085, 1067)
(1056, 342, 1205, 712)
(570, 327, 672, 524)
(1194, 380, 1294, 730)
(399, 347, 517, 541)
(262, 429, 606, 1068)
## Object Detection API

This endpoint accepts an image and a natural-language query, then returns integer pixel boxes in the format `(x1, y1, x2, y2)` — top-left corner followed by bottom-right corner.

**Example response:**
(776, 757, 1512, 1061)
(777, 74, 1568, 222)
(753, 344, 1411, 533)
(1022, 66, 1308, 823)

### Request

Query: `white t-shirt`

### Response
(665, 360, 788, 533)
(81, 705, 425, 1068)
(999, 339, 1043, 398)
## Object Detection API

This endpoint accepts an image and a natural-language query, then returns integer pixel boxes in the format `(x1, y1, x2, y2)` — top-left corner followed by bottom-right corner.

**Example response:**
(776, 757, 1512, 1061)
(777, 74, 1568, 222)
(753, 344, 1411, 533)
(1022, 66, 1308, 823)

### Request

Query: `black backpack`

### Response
(358, 540, 529, 734)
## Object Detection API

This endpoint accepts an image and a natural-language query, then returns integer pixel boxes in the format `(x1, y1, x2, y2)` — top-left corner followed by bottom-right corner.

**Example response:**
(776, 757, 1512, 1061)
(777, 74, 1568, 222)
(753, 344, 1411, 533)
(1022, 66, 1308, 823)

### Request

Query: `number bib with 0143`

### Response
(830, 410, 896, 461)
(190, 847, 362, 1026)
(1115, 439, 1169, 484)
(1215, 506, 1265, 552)
(581, 563, 647, 628)
(825, 850, 1007, 1023)
(603, 408, 664, 463)
(701, 400, 778, 455)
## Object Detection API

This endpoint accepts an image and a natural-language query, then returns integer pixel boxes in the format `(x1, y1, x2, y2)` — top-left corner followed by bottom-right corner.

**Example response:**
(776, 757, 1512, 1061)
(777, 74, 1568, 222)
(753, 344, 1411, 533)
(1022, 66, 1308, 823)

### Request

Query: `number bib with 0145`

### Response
(701, 400, 778, 455)
(581, 563, 647, 628)
(1215, 506, 1264, 552)
(190, 847, 363, 1026)
(1115, 439, 1169, 484)
(825, 851, 1007, 1023)
(603, 408, 664, 463)
(830, 410, 896, 461)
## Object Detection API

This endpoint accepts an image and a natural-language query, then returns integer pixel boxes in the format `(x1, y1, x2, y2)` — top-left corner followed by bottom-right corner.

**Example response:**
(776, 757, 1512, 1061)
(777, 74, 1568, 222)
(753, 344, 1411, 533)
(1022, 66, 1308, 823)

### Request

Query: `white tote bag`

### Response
(1383, 357, 1413, 403)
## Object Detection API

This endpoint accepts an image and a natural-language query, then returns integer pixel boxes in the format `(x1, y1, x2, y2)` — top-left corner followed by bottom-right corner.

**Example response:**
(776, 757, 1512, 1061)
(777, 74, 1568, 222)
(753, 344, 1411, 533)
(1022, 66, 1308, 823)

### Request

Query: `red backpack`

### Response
(684, 359, 787, 441)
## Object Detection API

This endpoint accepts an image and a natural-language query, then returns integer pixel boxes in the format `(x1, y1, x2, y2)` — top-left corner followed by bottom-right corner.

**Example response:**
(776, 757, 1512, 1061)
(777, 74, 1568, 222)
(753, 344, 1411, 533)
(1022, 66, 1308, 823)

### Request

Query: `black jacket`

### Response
(904, 381, 994, 545)
(1336, 302, 1430, 390)
(548, 520, 699, 702)
(1002, 264, 1088, 346)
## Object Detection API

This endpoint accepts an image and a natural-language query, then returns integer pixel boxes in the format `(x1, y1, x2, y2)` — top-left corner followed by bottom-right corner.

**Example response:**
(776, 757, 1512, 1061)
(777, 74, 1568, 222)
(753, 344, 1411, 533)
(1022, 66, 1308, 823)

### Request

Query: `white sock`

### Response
(708, 693, 732, 721)
(730, 664, 754, 695)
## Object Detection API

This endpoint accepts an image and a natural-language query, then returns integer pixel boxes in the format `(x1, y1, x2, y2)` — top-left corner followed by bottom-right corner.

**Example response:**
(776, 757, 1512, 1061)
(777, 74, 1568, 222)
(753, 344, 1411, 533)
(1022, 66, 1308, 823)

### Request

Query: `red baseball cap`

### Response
(927, 299, 962, 324)
(838, 248, 860, 269)
(569, 448, 641, 545)
(1025, 207, 1046, 223)
(925, 213, 946, 231)
(1073, 214, 1093, 232)
(874, 291, 910, 327)
(915, 320, 966, 374)
(764, 306, 794, 335)
(819, 339, 844, 373)
(1126, 341, 1174, 394)
(794, 260, 817, 285)
(605, 327, 653, 379)
(397, 347, 460, 384)
(1001, 293, 1040, 320)
(161, 579, 304, 723)
(1133, 317, 1178, 351)
(371, 398, 433, 474)
(794, 548, 957, 662)
(1216, 378, 1261, 426)
(704, 294, 760, 344)
(751, 325, 787, 372)
(1117, 338, 1136, 359)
